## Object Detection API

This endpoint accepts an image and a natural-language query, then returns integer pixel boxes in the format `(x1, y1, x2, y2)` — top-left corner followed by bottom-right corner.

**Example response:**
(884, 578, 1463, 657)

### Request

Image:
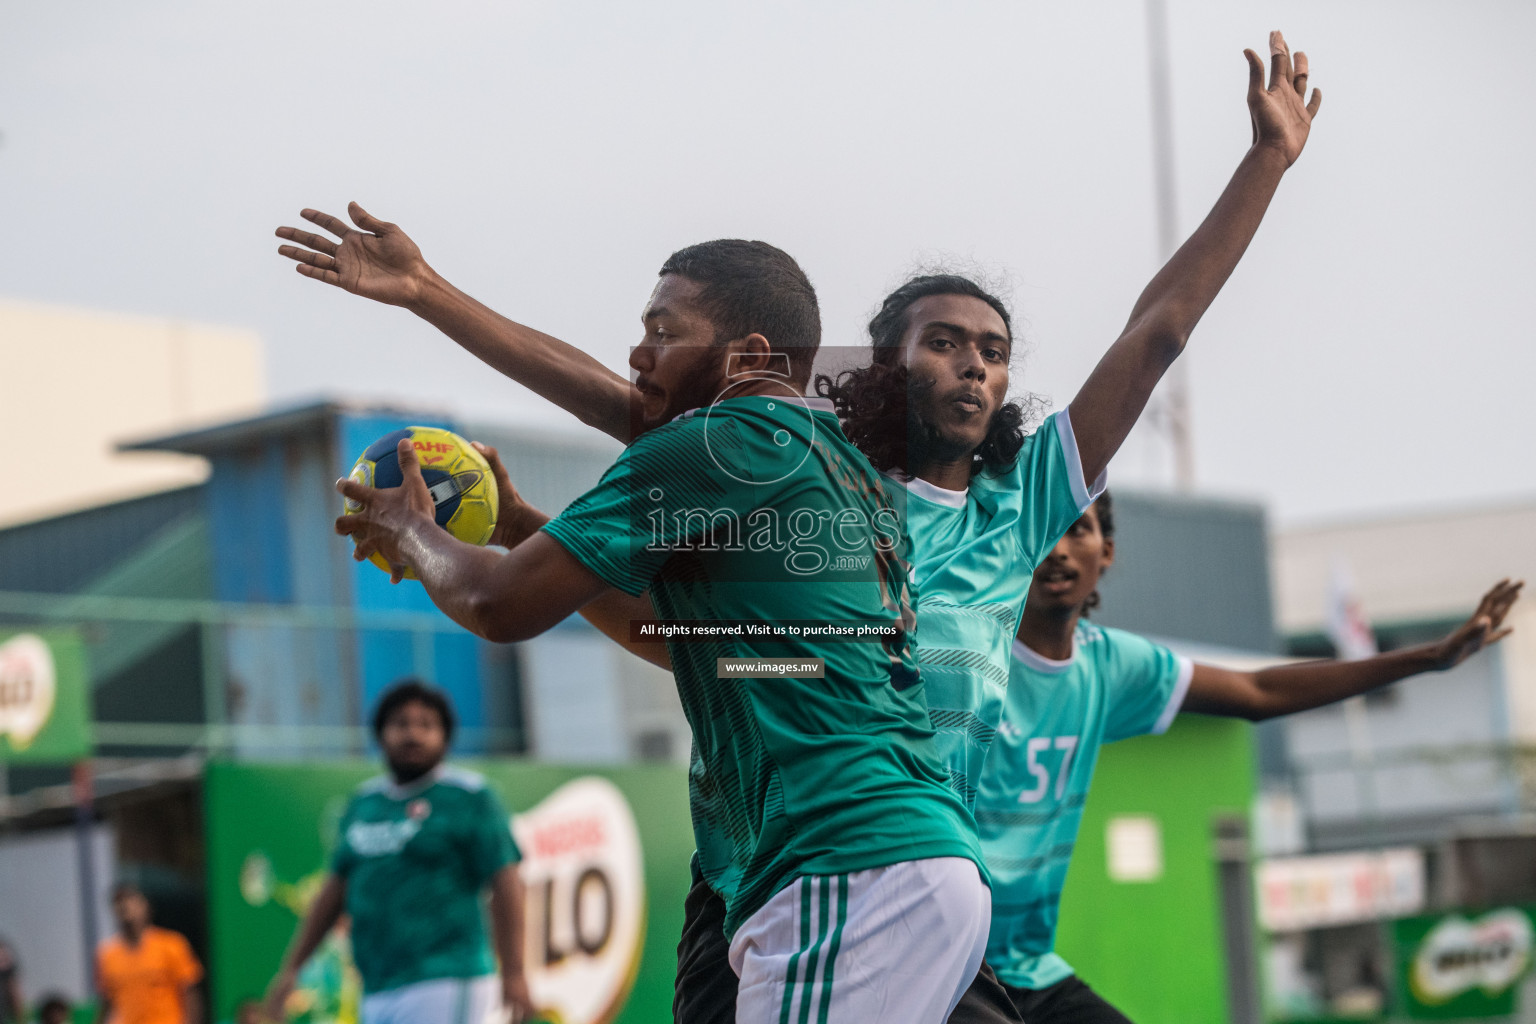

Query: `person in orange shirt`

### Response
(96, 884, 202, 1024)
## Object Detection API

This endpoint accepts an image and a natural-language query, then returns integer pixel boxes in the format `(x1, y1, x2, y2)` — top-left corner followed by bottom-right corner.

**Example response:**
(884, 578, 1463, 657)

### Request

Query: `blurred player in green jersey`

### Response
(265, 681, 531, 1024)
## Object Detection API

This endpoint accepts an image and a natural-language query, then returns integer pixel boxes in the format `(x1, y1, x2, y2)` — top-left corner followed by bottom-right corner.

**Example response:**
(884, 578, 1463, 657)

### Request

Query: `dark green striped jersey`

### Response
(330, 765, 520, 993)
(543, 395, 982, 937)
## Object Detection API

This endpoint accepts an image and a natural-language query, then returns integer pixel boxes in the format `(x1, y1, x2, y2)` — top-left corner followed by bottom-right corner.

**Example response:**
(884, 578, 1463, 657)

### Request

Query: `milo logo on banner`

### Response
(514, 776, 645, 1024)
(1411, 909, 1534, 1006)
(0, 633, 56, 752)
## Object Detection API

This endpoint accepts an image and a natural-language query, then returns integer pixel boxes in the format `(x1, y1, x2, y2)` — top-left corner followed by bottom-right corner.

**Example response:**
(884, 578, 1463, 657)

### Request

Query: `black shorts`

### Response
(674, 856, 736, 1024)
(672, 857, 1024, 1024)
(1000, 974, 1134, 1024)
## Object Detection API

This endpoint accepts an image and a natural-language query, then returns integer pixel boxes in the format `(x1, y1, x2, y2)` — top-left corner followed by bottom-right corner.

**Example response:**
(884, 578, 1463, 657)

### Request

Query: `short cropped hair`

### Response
(371, 679, 456, 743)
(659, 240, 821, 383)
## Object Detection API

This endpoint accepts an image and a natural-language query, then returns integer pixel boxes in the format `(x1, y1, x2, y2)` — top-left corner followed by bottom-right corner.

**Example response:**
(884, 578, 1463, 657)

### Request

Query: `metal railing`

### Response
(0, 589, 544, 761)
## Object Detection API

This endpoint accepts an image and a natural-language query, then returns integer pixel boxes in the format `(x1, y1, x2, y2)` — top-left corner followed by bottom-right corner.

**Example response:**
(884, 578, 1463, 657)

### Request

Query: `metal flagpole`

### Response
(73, 761, 100, 994)
(1146, 0, 1196, 491)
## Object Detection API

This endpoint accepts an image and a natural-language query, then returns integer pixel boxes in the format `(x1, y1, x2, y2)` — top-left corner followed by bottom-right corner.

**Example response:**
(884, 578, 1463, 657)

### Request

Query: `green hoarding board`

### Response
(208, 717, 1258, 1023)
(1393, 906, 1535, 1019)
(205, 760, 694, 1024)
(0, 628, 91, 763)
(1054, 714, 1256, 1024)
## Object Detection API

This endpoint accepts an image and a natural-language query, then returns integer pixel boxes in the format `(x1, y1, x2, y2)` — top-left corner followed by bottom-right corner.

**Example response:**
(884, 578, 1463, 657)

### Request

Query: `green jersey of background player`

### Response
(327, 239, 993, 1022)
(265, 681, 531, 1024)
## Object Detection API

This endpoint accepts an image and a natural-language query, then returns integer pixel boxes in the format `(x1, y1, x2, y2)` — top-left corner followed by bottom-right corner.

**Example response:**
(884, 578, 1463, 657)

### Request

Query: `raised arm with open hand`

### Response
(276, 203, 636, 441)
(277, 203, 430, 306)
(1246, 34, 1322, 163)
(1067, 30, 1321, 484)
(1183, 579, 1523, 721)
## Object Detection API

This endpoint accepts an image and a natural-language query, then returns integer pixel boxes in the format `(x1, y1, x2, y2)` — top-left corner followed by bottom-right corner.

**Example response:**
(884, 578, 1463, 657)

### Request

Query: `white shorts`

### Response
(361, 975, 501, 1024)
(729, 857, 990, 1024)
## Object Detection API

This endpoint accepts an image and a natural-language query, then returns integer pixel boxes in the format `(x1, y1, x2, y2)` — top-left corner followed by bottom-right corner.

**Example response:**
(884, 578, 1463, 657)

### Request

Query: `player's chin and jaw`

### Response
(1027, 560, 1094, 617)
(383, 732, 446, 784)
(631, 344, 725, 430)
(909, 380, 996, 460)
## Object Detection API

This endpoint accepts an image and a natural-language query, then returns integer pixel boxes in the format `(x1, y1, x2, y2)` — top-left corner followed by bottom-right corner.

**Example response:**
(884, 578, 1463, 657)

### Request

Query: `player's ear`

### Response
(724, 334, 788, 380)
(1100, 536, 1115, 570)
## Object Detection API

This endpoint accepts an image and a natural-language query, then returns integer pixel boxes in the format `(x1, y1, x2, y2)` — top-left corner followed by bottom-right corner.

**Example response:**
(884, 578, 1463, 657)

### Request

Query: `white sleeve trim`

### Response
(1053, 408, 1108, 512)
(1151, 656, 1195, 735)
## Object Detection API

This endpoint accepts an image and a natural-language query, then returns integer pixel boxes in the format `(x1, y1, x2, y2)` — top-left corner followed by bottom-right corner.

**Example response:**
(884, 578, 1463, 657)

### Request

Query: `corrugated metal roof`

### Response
(0, 486, 205, 595)
(119, 397, 449, 456)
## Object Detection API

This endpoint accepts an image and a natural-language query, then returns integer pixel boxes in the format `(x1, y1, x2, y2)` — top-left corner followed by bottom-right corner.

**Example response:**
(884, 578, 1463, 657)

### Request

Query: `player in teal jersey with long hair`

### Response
(280, 30, 1321, 1022)
(980, 491, 1521, 1023)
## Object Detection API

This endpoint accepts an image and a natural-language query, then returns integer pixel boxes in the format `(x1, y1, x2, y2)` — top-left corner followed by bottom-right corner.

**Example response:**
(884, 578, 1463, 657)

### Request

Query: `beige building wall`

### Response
(1274, 502, 1536, 633)
(0, 299, 265, 527)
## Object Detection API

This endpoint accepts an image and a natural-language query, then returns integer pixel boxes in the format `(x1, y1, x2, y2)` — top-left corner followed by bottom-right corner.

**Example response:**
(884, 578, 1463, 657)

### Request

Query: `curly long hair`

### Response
(1082, 490, 1115, 615)
(814, 274, 1032, 477)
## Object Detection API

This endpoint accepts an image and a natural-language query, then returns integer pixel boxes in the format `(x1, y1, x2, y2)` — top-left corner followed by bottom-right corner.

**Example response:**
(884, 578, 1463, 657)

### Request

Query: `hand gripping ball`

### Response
(344, 426, 498, 578)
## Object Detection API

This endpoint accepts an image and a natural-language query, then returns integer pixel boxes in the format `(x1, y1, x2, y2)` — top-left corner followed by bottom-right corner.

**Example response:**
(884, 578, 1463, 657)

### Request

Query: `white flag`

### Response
(1327, 560, 1378, 661)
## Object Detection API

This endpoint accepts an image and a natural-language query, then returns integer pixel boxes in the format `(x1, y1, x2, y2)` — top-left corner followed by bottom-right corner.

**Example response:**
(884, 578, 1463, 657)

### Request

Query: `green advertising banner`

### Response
(0, 628, 91, 762)
(205, 760, 695, 1024)
(1393, 906, 1536, 1019)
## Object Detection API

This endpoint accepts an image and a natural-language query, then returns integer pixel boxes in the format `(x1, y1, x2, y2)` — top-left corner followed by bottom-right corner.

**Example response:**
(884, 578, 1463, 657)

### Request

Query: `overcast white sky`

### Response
(2, 1, 1531, 525)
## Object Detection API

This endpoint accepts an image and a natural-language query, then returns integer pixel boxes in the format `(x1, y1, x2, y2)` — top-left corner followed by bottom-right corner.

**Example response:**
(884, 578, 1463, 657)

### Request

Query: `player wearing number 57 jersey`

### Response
(979, 492, 1524, 1024)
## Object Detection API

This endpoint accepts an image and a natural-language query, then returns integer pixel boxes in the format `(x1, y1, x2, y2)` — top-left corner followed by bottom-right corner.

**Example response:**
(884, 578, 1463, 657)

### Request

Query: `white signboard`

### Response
(514, 776, 646, 1024)
(1257, 847, 1425, 932)
(0, 633, 55, 751)
(1106, 815, 1164, 883)
(1411, 909, 1534, 1005)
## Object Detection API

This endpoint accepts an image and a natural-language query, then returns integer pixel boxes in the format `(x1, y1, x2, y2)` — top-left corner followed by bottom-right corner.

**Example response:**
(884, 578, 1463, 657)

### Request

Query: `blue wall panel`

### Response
(187, 408, 500, 750)
(433, 631, 488, 750)
(206, 443, 294, 604)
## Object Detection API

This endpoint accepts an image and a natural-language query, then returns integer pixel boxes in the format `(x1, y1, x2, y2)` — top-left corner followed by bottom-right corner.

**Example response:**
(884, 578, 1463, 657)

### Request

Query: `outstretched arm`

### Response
(1182, 580, 1522, 721)
(1068, 31, 1322, 483)
(263, 873, 347, 1022)
(277, 204, 636, 442)
(489, 866, 535, 1024)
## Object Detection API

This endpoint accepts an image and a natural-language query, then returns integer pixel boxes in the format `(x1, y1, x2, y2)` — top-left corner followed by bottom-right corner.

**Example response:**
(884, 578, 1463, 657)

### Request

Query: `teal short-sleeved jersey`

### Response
(976, 622, 1192, 989)
(331, 765, 520, 994)
(542, 395, 982, 938)
(889, 409, 1104, 808)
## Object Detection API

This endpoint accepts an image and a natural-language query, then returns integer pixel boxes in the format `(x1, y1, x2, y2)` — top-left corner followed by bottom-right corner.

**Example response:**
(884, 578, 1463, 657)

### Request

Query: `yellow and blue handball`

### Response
(344, 426, 498, 578)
